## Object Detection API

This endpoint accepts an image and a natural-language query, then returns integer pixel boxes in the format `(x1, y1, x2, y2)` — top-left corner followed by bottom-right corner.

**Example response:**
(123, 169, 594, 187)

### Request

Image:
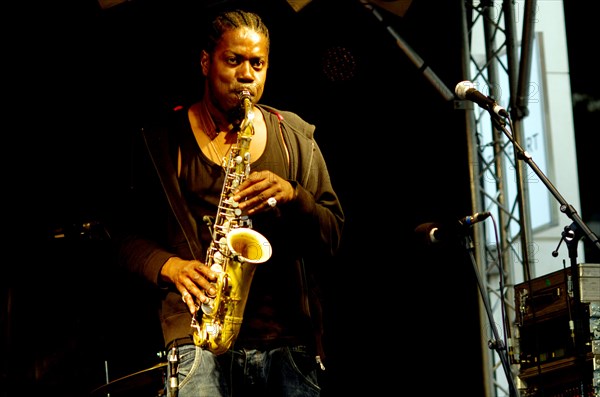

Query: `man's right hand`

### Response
(160, 257, 218, 315)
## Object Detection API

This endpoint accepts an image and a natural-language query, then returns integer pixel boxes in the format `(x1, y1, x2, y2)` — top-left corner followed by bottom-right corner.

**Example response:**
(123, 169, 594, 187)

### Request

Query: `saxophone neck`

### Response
(239, 91, 254, 134)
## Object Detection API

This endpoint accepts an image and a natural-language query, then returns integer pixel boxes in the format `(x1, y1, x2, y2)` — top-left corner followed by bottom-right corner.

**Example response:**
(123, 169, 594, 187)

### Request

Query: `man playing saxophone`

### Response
(112, 7, 344, 397)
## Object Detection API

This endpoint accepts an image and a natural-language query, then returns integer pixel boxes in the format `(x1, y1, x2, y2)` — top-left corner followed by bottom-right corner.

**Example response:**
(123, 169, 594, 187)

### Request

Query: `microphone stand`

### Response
(462, 226, 520, 397)
(489, 112, 598, 394)
(559, 222, 589, 384)
(490, 114, 600, 254)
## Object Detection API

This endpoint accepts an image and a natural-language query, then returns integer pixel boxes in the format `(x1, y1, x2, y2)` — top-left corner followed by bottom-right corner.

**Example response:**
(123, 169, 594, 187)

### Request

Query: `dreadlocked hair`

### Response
(205, 9, 270, 54)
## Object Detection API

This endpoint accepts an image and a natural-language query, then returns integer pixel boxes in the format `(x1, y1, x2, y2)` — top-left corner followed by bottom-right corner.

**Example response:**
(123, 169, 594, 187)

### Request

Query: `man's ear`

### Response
(200, 50, 209, 76)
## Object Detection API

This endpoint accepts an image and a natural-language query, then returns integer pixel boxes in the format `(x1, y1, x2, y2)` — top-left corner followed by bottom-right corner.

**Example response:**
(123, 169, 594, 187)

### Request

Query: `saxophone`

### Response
(191, 90, 272, 355)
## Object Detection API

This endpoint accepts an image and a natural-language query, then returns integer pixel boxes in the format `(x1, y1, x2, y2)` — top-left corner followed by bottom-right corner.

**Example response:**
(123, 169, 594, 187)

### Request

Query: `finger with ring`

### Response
(182, 292, 190, 303)
(267, 197, 277, 208)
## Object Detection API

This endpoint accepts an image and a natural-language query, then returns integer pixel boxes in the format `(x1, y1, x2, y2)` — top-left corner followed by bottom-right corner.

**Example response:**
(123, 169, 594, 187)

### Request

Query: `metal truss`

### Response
(459, 1, 538, 396)
(359, 1, 539, 395)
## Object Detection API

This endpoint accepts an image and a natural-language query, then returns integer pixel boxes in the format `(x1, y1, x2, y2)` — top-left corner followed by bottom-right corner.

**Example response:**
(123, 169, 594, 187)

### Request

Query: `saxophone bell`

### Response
(227, 228, 272, 264)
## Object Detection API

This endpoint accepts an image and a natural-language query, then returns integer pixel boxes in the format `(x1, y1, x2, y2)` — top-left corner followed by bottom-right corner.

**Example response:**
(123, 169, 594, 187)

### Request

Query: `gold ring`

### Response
(182, 292, 190, 303)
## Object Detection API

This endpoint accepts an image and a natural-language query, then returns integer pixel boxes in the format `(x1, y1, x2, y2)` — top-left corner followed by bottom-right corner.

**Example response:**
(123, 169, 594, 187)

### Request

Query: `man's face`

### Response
(202, 27, 269, 116)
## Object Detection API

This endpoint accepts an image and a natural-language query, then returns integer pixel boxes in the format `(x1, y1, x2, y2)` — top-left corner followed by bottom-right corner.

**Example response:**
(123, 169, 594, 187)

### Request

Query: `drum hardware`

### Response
(90, 361, 167, 396)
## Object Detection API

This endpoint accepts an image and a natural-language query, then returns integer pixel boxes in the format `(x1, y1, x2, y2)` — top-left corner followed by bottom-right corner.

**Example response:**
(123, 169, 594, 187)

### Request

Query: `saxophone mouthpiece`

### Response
(239, 90, 252, 102)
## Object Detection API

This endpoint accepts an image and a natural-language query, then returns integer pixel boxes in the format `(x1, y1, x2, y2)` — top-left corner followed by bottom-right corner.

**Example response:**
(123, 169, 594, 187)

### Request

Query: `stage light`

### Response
(286, 0, 313, 13)
(369, 0, 413, 17)
(97, 0, 129, 10)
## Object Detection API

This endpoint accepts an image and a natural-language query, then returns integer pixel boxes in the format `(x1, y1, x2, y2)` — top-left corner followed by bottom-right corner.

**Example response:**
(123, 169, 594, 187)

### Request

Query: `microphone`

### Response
(414, 222, 446, 245)
(455, 81, 509, 118)
(415, 212, 492, 244)
(459, 211, 491, 226)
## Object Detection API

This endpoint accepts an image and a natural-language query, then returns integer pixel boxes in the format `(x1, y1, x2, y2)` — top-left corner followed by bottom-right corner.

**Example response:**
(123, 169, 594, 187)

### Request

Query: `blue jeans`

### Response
(168, 344, 321, 397)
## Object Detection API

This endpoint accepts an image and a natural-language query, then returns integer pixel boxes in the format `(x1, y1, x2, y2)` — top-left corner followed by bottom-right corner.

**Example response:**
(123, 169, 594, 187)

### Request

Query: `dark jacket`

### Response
(114, 104, 344, 359)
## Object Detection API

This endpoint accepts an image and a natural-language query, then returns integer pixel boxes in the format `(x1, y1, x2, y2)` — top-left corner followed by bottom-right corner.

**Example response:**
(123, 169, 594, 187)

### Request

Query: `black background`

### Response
(3, 0, 598, 396)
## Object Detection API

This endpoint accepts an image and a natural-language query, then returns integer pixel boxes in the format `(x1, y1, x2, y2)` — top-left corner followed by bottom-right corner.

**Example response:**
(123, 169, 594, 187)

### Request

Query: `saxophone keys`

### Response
(218, 237, 228, 252)
(205, 323, 220, 336)
(201, 302, 214, 315)
(213, 251, 224, 264)
(210, 263, 223, 273)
